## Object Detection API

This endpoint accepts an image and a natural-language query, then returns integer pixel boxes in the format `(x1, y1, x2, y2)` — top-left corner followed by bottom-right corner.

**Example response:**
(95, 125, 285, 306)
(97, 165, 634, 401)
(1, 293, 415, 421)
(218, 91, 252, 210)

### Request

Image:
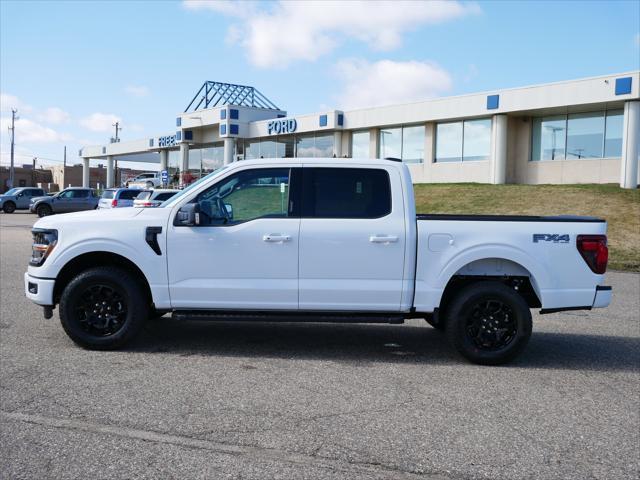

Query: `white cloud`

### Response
(184, 0, 480, 68)
(333, 59, 452, 110)
(79, 112, 121, 133)
(0, 93, 33, 114)
(37, 107, 70, 125)
(125, 85, 150, 97)
(0, 116, 71, 143)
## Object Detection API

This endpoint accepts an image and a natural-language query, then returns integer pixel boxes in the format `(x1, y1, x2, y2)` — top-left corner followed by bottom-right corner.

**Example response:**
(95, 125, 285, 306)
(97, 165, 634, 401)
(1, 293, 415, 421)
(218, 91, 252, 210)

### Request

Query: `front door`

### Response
(54, 190, 76, 212)
(298, 166, 407, 312)
(167, 166, 300, 310)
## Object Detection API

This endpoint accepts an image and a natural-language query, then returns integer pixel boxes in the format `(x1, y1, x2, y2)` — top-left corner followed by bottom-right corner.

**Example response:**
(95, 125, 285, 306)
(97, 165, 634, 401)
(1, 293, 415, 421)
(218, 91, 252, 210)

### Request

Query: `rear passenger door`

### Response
(298, 166, 407, 312)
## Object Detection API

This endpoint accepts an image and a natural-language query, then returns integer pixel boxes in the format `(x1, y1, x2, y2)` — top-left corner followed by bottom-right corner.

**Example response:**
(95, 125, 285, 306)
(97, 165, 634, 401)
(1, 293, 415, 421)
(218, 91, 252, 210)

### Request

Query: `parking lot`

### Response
(0, 211, 638, 479)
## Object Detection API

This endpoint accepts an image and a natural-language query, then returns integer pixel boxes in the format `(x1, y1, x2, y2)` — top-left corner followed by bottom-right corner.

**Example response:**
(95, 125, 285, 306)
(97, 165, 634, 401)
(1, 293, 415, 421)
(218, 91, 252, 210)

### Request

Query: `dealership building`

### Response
(80, 71, 640, 189)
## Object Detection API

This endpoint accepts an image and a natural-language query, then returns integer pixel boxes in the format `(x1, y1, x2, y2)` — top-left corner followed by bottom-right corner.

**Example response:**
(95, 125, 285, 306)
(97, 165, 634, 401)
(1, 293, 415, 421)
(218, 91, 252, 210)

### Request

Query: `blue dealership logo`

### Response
(267, 118, 297, 135)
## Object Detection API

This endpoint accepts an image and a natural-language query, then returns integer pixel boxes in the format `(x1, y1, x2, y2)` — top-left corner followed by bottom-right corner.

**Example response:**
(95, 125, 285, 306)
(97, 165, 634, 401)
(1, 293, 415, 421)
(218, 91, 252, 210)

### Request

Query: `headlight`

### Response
(30, 229, 58, 266)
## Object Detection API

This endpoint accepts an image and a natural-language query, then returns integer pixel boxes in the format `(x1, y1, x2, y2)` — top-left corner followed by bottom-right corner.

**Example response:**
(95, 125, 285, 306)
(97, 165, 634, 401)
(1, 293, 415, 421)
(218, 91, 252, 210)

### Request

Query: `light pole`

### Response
(8, 108, 18, 188)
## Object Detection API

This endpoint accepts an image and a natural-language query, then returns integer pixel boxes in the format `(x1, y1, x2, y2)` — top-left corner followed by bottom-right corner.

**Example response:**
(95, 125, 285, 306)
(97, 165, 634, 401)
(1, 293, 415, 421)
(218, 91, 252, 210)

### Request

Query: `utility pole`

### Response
(112, 122, 121, 143)
(62, 146, 67, 189)
(32, 157, 37, 186)
(8, 108, 18, 188)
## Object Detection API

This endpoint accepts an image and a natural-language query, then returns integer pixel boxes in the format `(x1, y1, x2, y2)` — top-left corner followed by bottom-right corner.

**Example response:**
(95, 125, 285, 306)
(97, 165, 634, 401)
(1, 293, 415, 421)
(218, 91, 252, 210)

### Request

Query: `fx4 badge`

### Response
(533, 234, 570, 243)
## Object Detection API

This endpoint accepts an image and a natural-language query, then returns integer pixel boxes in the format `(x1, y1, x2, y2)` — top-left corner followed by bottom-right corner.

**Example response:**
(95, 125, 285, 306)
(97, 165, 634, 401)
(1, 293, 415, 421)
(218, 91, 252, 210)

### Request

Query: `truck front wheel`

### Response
(445, 281, 532, 365)
(59, 267, 148, 350)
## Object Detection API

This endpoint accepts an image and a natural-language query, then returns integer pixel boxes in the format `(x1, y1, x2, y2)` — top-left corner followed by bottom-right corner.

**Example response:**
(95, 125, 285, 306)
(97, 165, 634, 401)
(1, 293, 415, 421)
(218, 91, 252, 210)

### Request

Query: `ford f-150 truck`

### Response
(24, 158, 612, 364)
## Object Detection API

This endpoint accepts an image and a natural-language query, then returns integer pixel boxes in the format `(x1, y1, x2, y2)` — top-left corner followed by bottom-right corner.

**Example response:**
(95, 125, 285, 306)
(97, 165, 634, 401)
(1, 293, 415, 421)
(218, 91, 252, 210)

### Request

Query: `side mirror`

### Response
(176, 202, 201, 226)
(17, 192, 23, 197)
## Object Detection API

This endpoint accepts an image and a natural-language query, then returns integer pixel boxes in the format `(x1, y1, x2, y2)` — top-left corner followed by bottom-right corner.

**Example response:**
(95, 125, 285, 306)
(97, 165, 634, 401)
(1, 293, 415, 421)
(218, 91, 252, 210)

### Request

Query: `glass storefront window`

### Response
(531, 115, 566, 161)
(379, 127, 402, 159)
(244, 140, 260, 160)
(401, 126, 425, 163)
(531, 110, 623, 161)
(463, 119, 491, 161)
(435, 122, 463, 162)
(314, 133, 334, 157)
(604, 109, 624, 158)
(351, 130, 370, 158)
(260, 139, 278, 158)
(201, 145, 224, 173)
(296, 134, 316, 157)
(567, 112, 605, 159)
(277, 136, 295, 158)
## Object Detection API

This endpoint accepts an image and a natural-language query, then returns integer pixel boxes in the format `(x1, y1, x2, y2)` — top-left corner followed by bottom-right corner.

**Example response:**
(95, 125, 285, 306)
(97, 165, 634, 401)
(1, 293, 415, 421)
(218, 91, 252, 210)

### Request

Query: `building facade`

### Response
(80, 72, 640, 189)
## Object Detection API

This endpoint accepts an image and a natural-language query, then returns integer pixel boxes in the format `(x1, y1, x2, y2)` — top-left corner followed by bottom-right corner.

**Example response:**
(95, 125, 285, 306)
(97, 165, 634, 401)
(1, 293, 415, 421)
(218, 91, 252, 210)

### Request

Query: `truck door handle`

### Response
(263, 234, 291, 243)
(369, 235, 399, 243)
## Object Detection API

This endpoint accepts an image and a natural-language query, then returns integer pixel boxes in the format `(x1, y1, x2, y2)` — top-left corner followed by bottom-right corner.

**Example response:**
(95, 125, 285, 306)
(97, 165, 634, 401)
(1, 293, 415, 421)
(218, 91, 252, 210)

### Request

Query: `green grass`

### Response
(414, 183, 640, 272)
(225, 185, 288, 222)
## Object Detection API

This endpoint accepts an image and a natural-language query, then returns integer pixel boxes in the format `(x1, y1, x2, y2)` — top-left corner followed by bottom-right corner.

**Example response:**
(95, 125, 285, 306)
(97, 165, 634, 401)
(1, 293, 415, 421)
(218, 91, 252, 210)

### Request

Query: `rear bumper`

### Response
(592, 285, 612, 309)
(24, 272, 55, 306)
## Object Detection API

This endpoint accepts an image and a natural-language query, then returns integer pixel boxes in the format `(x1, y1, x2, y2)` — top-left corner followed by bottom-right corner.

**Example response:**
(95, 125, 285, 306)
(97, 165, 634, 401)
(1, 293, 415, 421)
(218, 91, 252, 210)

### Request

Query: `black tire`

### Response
(36, 204, 52, 217)
(445, 281, 532, 365)
(2, 201, 16, 213)
(59, 267, 148, 350)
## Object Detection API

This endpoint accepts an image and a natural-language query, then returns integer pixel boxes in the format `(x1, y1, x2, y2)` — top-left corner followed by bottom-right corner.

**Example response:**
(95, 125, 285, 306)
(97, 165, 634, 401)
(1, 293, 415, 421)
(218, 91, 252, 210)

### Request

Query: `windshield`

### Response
(159, 166, 229, 208)
(3, 188, 19, 196)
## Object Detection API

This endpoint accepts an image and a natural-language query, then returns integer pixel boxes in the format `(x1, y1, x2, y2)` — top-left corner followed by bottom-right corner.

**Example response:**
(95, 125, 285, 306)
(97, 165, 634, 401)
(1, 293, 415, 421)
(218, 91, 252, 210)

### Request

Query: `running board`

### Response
(172, 310, 405, 324)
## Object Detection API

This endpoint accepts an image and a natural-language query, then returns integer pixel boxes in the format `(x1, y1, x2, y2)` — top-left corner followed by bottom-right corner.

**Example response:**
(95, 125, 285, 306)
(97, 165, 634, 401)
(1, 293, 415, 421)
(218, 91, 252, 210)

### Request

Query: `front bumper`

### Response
(24, 272, 55, 306)
(592, 285, 612, 308)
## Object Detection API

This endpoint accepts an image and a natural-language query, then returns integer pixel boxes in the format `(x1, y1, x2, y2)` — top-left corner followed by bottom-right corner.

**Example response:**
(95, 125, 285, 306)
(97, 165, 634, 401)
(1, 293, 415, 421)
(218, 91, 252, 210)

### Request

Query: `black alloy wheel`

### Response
(3, 201, 16, 213)
(59, 267, 147, 349)
(445, 281, 532, 365)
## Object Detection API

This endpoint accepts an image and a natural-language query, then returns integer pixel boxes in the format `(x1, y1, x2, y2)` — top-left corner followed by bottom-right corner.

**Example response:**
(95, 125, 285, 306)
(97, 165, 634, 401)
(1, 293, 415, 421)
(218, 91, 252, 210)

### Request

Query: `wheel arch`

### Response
(437, 256, 544, 317)
(53, 251, 153, 307)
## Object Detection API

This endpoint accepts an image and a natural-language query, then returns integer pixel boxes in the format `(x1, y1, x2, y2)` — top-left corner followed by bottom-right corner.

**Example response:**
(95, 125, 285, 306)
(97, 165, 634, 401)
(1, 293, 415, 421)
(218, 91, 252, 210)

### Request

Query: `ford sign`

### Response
(267, 119, 297, 135)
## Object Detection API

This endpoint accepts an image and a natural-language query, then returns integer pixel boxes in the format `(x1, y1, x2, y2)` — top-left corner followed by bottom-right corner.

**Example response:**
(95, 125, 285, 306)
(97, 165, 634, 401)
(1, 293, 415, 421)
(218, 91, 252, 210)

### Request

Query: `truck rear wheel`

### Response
(2, 201, 16, 213)
(59, 267, 148, 350)
(445, 281, 532, 365)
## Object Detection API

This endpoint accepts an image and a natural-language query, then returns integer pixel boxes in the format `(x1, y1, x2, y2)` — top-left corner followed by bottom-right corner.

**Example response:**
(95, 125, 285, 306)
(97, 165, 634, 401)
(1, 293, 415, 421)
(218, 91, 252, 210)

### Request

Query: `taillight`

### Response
(576, 234, 608, 274)
(111, 199, 118, 207)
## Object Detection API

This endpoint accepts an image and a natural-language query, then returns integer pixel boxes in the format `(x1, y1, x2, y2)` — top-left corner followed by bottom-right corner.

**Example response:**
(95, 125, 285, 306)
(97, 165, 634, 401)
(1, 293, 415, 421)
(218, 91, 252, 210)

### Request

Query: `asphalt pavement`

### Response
(1, 211, 638, 479)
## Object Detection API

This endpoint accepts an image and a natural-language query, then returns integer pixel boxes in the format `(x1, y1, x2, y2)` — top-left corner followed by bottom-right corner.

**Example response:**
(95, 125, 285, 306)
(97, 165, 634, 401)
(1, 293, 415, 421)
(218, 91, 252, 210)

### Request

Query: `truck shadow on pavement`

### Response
(131, 318, 640, 371)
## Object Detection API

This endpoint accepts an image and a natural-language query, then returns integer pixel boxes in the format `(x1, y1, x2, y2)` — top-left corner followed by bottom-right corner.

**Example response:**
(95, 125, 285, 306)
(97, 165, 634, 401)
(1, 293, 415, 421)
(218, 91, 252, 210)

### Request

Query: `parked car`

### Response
(125, 172, 162, 189)
(99, 188, 148, 209)
(133, 189, 180, 208)
(24, 158, 612, 365)
(0, 187, 46, 213)
(30, 187, 98, 217)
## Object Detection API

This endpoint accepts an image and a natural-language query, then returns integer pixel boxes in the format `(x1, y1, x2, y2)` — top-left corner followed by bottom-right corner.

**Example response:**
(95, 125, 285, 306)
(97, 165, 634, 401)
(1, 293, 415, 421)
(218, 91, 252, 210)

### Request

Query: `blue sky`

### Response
(1, 0, 638, 169)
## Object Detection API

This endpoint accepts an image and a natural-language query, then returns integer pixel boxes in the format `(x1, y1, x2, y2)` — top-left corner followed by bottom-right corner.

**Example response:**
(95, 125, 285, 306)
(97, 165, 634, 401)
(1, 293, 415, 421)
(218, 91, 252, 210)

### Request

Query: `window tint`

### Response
(71, 190, 89, 198)
(154, 192, 176, 201)
(101, 190, 115, 199)
(302, 168, 391, 218)
(195, 168, 291, 225)
(119, 190, 142, 200)
(58, 190, 74, 199)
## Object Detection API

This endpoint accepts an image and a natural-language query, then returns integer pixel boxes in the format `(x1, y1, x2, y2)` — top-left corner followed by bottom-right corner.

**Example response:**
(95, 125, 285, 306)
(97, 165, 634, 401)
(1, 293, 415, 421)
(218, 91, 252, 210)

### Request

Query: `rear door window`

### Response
(154, 192, 176, 201)
(301, 168, 391, 218)
(71, 190, 89, 198)
(118, 190, 142, 200)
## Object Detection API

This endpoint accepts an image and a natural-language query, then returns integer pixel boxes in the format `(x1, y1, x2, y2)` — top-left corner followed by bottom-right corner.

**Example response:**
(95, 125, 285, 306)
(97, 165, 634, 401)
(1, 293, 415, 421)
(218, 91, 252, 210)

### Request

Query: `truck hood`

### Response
(34, 207, 144, 229)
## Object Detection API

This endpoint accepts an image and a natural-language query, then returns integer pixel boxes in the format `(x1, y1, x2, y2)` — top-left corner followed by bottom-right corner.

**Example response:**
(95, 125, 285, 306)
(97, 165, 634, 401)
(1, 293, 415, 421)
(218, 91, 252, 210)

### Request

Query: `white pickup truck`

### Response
(24, 158, 612, 364)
